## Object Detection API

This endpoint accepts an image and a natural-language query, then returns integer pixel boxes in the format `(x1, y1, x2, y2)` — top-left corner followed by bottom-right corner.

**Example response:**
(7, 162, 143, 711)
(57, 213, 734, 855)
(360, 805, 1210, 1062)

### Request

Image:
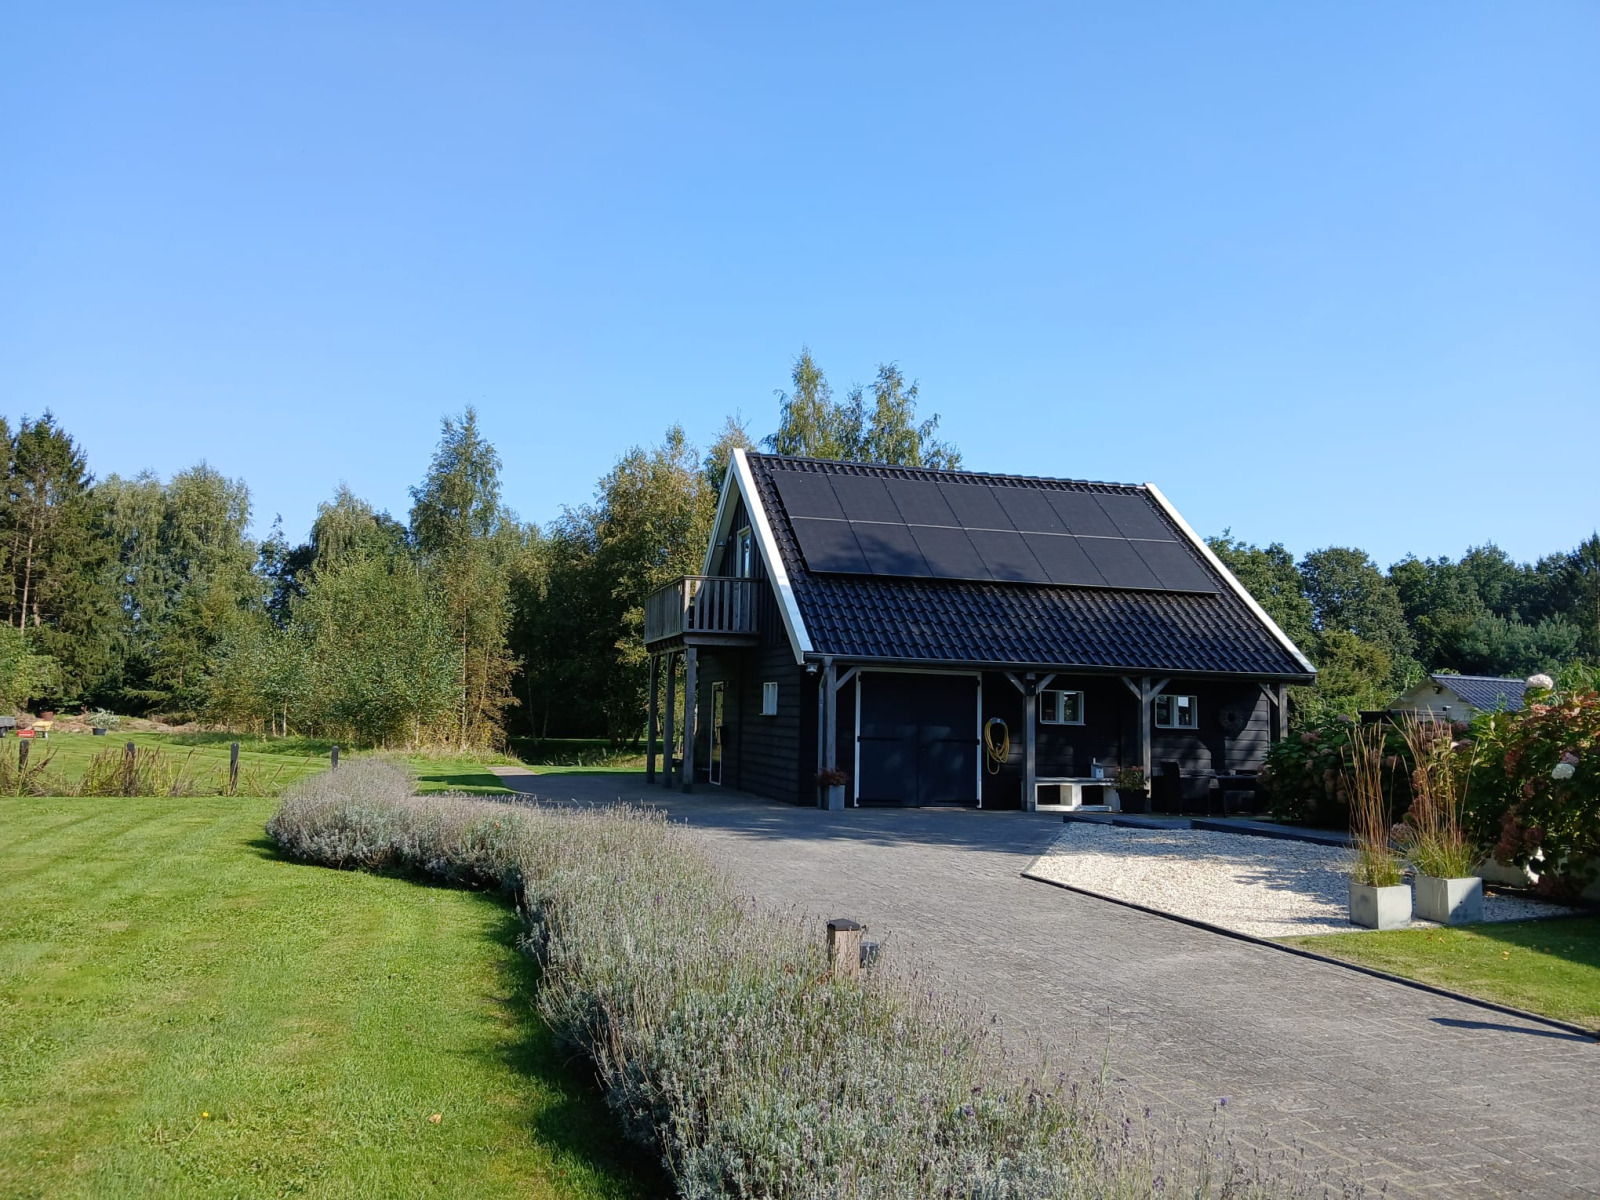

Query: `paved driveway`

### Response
(494, 770, 1600, 1197)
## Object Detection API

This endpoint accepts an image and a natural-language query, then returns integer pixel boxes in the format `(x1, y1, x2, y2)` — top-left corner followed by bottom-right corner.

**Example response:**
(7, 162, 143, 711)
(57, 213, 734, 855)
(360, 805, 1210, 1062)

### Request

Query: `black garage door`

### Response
(856, 673, 979, 806)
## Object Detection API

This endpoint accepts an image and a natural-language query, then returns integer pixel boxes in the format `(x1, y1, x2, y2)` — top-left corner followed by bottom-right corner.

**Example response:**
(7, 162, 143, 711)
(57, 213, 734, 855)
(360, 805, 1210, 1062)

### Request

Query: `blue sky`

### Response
(3, 2, 1595, 567)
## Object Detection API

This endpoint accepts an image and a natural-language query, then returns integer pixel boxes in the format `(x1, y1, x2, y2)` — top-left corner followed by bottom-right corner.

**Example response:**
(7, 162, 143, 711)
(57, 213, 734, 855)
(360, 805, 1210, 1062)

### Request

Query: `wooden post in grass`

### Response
(826, 918, 862, 980)
(17, 739, 27, 773)
(229, 742, 240, 795)
(124, 741, 137, 795)
(331, 745, 340, 770)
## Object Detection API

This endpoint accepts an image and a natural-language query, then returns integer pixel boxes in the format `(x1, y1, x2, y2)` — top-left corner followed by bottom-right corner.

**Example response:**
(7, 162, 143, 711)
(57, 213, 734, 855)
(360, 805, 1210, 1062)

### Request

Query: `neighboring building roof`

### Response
(1427, 674, 1527, 713)
(738, 453, 1315, 679)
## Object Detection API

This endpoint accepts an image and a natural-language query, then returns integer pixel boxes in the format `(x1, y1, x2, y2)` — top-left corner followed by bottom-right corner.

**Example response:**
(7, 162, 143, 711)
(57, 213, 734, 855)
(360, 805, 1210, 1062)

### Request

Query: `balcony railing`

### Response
(644, 575, 759, 646)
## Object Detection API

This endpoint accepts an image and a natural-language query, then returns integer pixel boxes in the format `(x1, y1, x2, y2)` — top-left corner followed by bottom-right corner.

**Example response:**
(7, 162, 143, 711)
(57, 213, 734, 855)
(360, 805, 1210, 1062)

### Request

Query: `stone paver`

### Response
(493, 770, 1600, 1197)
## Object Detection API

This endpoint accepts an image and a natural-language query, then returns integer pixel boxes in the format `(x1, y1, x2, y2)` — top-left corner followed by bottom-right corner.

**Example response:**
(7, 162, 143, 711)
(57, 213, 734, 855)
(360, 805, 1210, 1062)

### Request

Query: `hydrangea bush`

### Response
(1468, 687, 1600, 900)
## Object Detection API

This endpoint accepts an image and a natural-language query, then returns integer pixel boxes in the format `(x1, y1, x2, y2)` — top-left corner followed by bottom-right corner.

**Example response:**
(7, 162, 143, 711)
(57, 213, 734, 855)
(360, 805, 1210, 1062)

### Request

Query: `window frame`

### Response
(1154, 693, 1199, 729)
(1038, 688, 1086, 726)
(760, 680, 778, 716)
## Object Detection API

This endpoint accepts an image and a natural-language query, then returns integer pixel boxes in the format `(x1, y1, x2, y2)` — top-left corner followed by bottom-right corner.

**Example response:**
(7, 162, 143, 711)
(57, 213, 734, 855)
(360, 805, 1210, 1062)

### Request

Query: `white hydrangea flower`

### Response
(1552, 761, 1576, 781)
(1526, 673, 1555, 690)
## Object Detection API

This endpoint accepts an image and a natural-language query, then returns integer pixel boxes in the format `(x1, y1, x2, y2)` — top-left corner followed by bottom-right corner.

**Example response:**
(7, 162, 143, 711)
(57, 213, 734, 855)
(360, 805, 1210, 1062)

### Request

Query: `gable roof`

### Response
(1431, 674, 1527, 713)
(729, 451, 1315, 679)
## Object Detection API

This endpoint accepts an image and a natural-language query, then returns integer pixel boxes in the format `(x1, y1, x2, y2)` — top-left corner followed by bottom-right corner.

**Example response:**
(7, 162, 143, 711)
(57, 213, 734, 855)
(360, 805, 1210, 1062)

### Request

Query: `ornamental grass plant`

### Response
(268, 759, 1319, 1199)
(1395, 715, 1479, 880)
(1344, 723, 1403, 888)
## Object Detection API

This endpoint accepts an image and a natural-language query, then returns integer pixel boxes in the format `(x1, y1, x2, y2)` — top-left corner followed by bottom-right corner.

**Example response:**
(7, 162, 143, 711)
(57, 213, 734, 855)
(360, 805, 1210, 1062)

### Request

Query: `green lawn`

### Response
(1281, 916, 1600, 1031)
(0, 796, 653, 1198)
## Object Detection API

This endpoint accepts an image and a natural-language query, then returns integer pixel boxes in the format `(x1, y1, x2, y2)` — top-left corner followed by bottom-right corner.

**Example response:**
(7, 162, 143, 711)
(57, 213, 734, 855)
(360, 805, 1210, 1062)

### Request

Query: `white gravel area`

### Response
(1027, 823, 1576, 938)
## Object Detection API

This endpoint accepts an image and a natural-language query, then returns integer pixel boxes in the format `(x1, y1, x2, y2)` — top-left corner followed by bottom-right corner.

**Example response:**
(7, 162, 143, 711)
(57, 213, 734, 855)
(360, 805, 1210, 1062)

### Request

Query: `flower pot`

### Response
(92, 727, 107, 736)
(825, 784, 846, 811)
(1116, 788, 1149, 814)
(1414, 875, 1483, 925)
(1349, 881, 1412, 930)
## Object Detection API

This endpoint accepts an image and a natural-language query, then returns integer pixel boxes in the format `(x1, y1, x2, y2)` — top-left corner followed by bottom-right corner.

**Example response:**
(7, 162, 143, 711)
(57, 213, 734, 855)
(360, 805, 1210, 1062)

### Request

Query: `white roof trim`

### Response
(1143, 482, 1317, 676)
(729, 448, 812, 663)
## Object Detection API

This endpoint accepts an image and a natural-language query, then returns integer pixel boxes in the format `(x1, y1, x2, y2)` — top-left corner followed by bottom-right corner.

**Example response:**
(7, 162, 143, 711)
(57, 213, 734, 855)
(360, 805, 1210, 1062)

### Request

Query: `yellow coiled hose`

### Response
(983, 718, 1010, 775)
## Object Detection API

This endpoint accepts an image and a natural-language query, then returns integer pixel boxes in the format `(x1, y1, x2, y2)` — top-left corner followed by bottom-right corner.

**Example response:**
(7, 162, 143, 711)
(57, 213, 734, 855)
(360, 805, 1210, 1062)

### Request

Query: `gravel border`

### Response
(1031, 824, 1571, 937)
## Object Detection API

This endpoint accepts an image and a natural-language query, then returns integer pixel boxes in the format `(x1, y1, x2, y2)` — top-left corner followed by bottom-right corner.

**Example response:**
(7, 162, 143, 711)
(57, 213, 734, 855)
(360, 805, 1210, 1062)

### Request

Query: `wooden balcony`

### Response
(644, 576, 760, 649)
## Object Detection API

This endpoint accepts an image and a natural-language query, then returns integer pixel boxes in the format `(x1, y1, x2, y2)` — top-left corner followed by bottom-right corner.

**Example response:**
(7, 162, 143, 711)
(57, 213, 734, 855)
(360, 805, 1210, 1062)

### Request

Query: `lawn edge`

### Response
(1020, 869, 1599, 1041)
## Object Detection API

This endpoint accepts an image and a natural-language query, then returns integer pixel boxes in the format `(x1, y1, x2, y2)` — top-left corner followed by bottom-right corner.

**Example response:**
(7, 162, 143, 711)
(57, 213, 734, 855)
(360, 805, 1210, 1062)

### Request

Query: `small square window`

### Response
(1039, 689, 1084, 725)
(1154, 694, 1198, 729)
(761, 681, 778, 716)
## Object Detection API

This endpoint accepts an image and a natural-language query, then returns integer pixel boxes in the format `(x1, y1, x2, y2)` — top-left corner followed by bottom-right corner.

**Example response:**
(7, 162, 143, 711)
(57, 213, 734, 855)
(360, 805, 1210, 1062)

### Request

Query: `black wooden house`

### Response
(642, 451, 1315, 812)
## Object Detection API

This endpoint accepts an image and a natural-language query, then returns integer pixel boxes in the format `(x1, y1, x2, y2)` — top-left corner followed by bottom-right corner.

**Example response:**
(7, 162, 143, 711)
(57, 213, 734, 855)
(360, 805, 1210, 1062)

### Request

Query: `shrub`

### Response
(1468, 689, 1600, 899)
(1261, 714, 1417, 828)
(268, 760, 1307, 1198)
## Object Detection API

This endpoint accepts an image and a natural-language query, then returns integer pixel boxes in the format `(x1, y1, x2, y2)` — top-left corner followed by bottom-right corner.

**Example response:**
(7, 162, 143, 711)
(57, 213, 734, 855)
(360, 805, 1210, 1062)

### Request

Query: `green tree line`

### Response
(3, 348, 1594, 744)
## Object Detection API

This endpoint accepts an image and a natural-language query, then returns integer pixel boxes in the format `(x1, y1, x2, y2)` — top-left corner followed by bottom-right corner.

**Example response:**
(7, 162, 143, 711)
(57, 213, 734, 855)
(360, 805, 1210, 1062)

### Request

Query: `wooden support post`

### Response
(1139, 676, 1152, 781)
(662, 652, 677, 787)
(681, 646, 698, 793)
(645, 654, 659, 784)
(1023, 676, 1037, 813)
(229, 742, 240, 795)
(1276, 683, 1289, 741)
(331, 745, 340, 770)
(19, 739, 30, 772)
(814, 664, 826, 807)
(826, 918, 862, 980)
(822, 657, 841, 810)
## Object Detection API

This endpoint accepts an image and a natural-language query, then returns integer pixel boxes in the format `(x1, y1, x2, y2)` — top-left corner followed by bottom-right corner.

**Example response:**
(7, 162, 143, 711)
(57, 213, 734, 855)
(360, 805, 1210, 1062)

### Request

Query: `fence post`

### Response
(17, 739, 28, 773)
(331, 745, 339, 770)
(229, 742, 240, 795)
(826, 918, 863, 980)
(124, 741, 137, 796)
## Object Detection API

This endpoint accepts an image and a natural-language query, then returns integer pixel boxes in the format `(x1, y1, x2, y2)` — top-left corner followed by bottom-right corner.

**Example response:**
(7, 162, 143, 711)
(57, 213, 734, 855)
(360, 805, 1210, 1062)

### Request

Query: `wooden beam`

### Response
(1139, 674, 1153, 781)
(645, 654, 659, 784)
(681, 647, 698, 793)
(1024, 684, 1037, 812)
(823, 659, 840, 811)
(815, 661, 827, 807)
(662, 652, 676, 788)
(833, 665, 857, 694)
(1276, 683, 1289, 742)
(1004, 671, 1025, 695)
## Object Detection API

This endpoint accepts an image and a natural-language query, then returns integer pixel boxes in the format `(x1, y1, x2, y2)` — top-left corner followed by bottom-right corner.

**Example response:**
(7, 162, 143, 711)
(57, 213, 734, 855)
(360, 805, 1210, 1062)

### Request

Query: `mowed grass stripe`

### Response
(0, 797, 649, 1199)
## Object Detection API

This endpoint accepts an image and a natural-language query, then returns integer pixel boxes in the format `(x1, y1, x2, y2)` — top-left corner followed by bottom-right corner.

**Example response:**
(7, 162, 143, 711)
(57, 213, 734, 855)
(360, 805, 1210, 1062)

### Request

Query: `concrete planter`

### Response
(1116, 788, 1149, 814)
(1349, 881, 1412, 930)
(1414, 875, 1483, 925)
(825, 784, 846, 811)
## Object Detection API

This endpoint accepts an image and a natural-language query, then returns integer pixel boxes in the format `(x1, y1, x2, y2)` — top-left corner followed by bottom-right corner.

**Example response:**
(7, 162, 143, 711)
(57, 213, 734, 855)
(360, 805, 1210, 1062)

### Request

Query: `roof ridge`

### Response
(747, 451, 1140, 493)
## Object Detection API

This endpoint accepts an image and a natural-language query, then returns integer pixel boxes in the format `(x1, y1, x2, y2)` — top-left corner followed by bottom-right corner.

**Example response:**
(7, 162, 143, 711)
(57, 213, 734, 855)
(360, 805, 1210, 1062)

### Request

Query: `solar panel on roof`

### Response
(938, 482, 1013, 530)
(883, 477, 960, 526)
(766, 465, 1217, 595)
(967, 528, 1050, 584)
(828, 474, 902, 523)
(1023, 533, 1107, 587)
(789, 516, 871, 573)
(853, 521, 933, 577)
(1044, 491, 1121, 538)
(771, 471, 845, 520)
(992, 486, 1068, 535)
(1080, 537, 1162, 590)
(1133, 539, 1216, 593)
(1094, 492, 1173, 540)
(909, 524, 991, 580)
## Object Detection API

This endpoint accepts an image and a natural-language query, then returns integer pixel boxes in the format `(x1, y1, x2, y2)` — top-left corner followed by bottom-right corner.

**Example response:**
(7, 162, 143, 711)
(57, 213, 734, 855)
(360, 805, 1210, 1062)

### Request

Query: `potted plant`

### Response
(88, 710, 120, 736)
(817, 767, 848, 811)
(1346, 723, 1412, 929)
(1396, 715, 1483, 924)
(1113, 765, 1149, 814)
